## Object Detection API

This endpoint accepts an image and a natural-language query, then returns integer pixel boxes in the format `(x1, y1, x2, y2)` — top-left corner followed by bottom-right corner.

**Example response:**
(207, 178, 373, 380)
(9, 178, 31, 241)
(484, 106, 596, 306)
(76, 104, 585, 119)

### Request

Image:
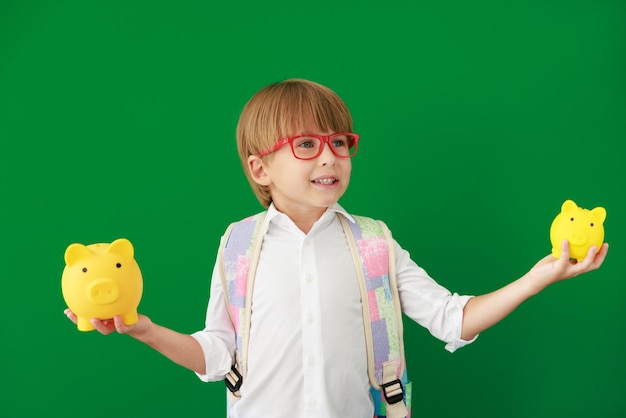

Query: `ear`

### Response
(590, 206, 607, 223)
(247, 155, 272, 186)
(561, 200, 578, 212)
(107, 238, 134, 258)
(64, 243, 93, 265)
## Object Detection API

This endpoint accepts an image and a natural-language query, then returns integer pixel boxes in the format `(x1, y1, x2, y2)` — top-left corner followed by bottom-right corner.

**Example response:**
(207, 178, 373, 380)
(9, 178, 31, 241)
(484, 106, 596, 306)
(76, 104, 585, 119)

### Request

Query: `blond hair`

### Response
(236, 78, 353, 208)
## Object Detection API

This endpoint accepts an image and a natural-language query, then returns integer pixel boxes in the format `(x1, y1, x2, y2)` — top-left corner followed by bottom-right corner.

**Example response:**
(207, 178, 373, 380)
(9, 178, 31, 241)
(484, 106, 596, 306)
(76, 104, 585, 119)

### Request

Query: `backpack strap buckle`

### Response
(225, 364, 243, 393)
(381, 378, 404, 405)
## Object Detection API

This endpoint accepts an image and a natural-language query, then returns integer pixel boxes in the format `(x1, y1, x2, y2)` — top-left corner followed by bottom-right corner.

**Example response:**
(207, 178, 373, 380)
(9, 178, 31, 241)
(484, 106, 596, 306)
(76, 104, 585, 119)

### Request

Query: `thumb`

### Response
(113, 316, 131, 334)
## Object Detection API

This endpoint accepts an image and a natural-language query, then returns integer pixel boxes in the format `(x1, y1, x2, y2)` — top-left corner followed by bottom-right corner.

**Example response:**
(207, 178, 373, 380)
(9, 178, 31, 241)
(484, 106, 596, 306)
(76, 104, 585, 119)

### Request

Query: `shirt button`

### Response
(305, 274, 314, 283)
(306, 313, 314, 324)
(307, 357, 316, 367)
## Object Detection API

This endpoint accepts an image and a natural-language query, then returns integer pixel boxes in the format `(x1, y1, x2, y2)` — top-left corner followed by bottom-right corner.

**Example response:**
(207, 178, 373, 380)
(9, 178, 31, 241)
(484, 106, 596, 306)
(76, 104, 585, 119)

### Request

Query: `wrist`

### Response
(127, 315, 155, 342)
(523, 271, 551, 296)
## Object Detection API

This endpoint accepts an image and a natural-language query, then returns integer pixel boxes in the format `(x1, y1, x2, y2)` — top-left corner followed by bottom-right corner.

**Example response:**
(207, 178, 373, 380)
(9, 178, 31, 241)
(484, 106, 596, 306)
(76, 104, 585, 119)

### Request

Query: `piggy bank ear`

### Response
(591, 207, 607, 223)
(65, 244, 93, 265)
(561, 200, 578, 212)
(107, 238, 134, 258)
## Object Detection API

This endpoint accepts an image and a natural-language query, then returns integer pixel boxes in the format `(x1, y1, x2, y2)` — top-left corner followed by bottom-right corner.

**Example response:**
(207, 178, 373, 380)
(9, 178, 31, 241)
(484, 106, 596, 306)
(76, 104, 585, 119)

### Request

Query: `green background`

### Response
(1, 0, 624, 417)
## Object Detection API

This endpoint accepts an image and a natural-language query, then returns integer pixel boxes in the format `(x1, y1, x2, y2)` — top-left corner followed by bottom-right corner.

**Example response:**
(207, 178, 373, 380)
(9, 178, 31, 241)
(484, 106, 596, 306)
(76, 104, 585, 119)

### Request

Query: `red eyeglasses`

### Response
(258, 133, 360, 160)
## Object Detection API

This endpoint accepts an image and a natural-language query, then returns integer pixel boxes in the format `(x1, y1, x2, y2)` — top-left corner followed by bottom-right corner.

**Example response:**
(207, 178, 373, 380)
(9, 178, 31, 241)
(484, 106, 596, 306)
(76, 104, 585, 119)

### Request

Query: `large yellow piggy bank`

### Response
(62, 238, 143, 331)
(550, 200, 606, 262)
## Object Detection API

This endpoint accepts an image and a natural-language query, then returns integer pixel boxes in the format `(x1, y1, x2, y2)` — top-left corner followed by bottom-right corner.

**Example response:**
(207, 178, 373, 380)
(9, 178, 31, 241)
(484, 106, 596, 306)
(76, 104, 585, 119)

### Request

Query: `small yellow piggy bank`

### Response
(62, 238, 143, 331)
(550, 200, 606, 262)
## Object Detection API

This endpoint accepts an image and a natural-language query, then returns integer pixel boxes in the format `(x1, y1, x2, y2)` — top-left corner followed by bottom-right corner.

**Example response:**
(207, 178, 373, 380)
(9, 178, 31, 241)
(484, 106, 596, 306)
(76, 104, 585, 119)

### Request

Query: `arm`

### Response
(460, 240, 609, 341)
(64, 310, 207, 375)
(63, 246, 235, 377)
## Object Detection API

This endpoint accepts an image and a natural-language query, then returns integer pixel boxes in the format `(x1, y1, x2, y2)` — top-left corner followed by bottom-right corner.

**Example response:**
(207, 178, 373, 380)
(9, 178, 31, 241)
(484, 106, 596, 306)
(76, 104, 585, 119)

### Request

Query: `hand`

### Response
(528, 240, 609, 292)
(64, 308, 153, 337)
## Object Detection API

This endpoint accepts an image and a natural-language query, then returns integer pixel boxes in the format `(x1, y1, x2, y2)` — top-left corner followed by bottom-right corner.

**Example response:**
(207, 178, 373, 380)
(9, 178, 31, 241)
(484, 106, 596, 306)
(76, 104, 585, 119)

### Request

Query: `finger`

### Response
(64, 309, 78, 324)
(575, 245, 598, 271)
(559, 240, 570, 260)
(557, 240, 574, 268)
(90, 318, 115, 335)
(592, 243, 609, 268)
(572, 242, 609, 273)
(113, 316, 128, 334)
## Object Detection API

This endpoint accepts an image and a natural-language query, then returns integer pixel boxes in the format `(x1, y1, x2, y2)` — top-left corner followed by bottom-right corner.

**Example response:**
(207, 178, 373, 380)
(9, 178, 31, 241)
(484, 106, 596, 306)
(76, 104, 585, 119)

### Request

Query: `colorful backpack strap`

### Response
(339, 215, 411, 418)
(219, 212, 411, 418)
(218, 211, 267, 400)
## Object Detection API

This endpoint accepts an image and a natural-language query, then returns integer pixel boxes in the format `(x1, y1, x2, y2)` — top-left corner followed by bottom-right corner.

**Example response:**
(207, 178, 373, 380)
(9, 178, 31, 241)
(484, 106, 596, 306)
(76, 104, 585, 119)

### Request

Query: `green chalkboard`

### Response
(1, 1, 624, 417)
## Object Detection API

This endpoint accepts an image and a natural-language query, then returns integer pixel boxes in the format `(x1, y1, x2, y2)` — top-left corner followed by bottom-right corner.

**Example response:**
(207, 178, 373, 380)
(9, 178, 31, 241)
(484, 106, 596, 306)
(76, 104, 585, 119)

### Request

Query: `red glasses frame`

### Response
(257, 133, 360, 160)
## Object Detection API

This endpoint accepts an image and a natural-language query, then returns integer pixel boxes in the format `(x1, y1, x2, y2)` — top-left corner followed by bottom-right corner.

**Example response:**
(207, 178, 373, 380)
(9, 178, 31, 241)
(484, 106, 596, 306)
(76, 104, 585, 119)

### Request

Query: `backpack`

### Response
(218, 211, 411, 418)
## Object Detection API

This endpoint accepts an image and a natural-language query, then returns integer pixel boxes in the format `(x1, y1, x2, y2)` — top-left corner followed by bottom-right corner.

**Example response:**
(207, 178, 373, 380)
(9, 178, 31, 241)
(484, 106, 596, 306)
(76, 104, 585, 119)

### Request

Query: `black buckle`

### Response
(225, 364, 243, 393)
(381, 379, 404, 405)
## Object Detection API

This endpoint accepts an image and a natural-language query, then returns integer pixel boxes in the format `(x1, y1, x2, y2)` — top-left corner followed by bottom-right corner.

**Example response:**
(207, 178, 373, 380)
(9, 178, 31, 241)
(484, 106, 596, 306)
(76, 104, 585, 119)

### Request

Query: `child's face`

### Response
(249, 129, 352, 218)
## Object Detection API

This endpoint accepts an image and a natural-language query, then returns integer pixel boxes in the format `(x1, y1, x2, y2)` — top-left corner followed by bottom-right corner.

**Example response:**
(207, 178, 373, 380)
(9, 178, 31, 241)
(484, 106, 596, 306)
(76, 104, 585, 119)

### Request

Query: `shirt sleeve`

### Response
(190, 239, 237, 382)
(393, 239, 478, 353)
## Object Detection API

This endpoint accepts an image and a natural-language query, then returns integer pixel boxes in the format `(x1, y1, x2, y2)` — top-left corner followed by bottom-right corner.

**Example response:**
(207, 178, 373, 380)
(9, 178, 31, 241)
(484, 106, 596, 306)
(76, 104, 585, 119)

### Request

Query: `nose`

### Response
(568, 231, 587, 246)
(87, 279, 120, 304)
(318, 139, 337, 166)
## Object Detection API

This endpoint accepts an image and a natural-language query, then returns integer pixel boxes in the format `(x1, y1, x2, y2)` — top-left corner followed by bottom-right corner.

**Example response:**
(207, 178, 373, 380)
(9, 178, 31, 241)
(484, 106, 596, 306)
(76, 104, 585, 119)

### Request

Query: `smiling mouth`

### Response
(312, 178, 337, 185)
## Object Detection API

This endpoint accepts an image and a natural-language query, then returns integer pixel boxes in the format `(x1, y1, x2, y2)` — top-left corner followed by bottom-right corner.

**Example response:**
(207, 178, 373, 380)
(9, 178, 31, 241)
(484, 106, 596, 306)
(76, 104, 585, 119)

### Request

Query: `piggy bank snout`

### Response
(87, 279, 120, 304)
(568, 230, 587, 246)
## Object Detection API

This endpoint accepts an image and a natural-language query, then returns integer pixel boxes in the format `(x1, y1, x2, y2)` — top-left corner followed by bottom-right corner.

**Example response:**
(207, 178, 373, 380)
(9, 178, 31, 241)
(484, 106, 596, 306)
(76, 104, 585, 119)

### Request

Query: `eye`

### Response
(116, 263, 122, 268)
(82, 267, 88, 273)
(296, 139, 315, 149)
(331, 136, 348, 148)
(570, 217, 574, 221)
(590, 223, 594, 227)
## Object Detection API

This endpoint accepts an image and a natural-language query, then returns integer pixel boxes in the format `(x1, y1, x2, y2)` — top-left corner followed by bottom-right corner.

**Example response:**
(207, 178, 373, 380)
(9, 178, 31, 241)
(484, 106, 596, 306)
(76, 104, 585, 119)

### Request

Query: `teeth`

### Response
(315, 178, 336, 185)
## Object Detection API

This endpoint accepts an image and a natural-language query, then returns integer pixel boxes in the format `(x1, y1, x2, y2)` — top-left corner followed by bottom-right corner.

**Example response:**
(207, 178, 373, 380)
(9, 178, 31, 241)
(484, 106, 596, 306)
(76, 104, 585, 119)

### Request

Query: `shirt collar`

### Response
(263, 202, 356, 235)
(328, 203, 356, 224)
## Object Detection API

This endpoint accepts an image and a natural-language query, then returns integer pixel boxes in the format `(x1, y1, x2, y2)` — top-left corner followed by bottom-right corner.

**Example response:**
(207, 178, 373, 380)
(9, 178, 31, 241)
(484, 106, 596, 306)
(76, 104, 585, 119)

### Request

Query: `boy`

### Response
(65, 78, 608, 418)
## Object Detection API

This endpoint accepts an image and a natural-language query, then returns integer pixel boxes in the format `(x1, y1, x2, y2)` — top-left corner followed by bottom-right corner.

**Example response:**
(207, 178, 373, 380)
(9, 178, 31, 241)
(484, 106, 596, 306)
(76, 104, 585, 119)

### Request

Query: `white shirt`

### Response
(191, 204, 476, 418)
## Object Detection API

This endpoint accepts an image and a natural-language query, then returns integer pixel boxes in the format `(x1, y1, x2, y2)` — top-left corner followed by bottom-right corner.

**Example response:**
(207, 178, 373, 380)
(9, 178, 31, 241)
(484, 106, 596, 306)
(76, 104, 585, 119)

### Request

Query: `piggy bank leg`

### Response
(77, 316, 95, 332)
(120, 311, 139, 326)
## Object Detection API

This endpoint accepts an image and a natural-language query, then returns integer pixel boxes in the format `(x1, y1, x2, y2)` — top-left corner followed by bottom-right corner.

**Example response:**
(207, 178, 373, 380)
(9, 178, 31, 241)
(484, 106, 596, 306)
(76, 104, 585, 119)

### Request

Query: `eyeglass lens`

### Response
(291, 134, 358, 159)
